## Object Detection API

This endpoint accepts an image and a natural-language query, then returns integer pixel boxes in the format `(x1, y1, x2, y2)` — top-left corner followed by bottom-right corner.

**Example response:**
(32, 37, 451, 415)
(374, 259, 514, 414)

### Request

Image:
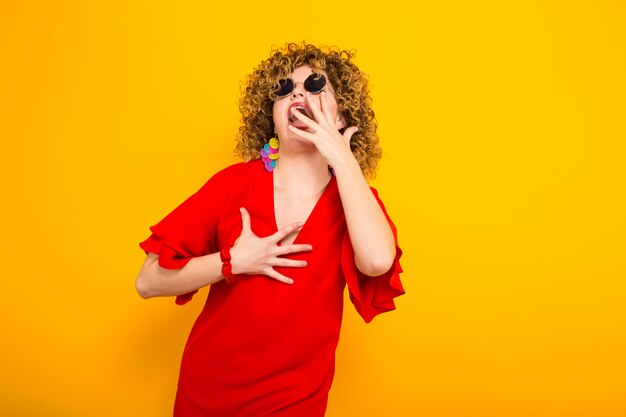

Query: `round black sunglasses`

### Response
(274, 73, 327, 99)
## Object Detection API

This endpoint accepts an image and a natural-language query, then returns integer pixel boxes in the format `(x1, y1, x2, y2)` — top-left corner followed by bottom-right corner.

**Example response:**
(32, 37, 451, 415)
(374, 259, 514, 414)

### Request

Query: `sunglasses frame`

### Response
(273, 73, 328, 100)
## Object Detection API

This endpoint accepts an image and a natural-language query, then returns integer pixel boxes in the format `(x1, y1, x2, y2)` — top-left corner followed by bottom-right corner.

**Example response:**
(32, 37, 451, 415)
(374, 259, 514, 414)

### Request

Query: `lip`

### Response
(288, 102, 313, 121)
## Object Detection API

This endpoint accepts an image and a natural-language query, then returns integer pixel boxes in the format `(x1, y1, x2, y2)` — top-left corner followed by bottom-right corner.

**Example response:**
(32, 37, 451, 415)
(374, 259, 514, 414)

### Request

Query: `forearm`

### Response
(136, 252, 225, 299)
(333, 157, 396, 276)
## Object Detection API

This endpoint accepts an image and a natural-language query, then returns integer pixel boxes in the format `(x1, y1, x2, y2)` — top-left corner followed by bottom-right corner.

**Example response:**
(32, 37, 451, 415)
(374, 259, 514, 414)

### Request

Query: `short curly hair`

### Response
(235, 41, 382, 179)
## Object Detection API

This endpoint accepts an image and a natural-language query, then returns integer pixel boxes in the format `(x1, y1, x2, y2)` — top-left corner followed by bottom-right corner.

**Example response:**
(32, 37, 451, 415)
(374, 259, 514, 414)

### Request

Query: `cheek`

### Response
(272, 104, 286, 125)
(320, 95, 339, 116)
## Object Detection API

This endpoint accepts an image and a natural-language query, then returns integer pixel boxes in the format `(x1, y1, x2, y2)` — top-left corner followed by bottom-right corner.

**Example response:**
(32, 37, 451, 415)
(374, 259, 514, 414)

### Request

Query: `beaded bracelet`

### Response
(220, 246, 239, 284)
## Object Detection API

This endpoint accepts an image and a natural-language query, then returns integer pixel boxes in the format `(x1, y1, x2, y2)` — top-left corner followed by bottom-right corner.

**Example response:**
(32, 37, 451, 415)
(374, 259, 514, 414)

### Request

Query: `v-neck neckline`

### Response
(269, 165, 336, 246)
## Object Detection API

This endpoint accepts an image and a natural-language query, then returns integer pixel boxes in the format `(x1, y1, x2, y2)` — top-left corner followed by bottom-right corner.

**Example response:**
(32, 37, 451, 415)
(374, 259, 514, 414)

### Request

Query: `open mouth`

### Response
(288, 102, 314, 130)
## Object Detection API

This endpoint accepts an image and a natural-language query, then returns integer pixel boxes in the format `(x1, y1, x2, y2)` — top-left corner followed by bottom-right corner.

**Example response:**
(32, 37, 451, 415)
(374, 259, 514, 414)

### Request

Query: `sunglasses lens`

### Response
(276, 78, 293, 97)
(304, 74, 326, 93)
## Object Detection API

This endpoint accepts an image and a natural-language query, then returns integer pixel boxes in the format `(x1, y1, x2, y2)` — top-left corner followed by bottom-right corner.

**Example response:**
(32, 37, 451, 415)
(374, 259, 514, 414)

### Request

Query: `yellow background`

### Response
(1, 1, 624, 416)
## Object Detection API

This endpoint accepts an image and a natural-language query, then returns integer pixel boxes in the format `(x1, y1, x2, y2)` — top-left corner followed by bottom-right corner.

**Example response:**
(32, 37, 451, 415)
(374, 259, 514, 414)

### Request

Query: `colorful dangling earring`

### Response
(261, 137, 279, 172)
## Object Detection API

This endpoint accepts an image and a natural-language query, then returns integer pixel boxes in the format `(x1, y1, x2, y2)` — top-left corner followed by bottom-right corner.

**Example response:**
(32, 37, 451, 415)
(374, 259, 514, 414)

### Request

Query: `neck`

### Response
(273, 153, 332, 197)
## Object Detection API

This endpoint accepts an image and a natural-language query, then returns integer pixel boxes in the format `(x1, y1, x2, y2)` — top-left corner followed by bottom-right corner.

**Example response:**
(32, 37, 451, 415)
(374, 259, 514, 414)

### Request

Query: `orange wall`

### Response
(1, 1, 625, 416)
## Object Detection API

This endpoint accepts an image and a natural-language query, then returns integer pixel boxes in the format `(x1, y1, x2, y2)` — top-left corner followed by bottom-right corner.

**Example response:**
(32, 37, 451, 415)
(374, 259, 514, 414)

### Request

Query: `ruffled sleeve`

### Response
(139, 172, 227, 305)
(341, 187, 405, 323)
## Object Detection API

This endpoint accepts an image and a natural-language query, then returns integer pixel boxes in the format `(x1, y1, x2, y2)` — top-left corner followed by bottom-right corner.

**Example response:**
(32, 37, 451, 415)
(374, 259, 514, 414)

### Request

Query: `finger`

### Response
(265, 268, 294, 285)
(269, 221, 303, 244)
(239, 207, 252, 233)
(287, 123, 317, 142)
(271, 257, 308, 268)
(306, 92, 330, 127)
(342, 126, 359, 147)
(290, 107, 319, 130)
(274, 243, 313, 256)
(318, 91, 335, 127)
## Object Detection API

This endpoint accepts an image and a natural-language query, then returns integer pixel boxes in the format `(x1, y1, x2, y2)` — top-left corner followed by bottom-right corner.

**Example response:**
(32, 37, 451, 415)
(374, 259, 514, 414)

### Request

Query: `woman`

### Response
(136, 42, 405, 417)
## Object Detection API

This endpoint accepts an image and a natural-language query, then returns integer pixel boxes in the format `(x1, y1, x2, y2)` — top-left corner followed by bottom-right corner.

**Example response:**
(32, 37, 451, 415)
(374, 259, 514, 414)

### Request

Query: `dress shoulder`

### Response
(138, 161, 256, 304)
(195, 160, 252, 192)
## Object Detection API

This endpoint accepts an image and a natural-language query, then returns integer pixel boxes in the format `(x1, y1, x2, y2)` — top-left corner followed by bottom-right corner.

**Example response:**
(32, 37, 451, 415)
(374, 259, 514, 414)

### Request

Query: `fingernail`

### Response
(288, 279, 294, 284)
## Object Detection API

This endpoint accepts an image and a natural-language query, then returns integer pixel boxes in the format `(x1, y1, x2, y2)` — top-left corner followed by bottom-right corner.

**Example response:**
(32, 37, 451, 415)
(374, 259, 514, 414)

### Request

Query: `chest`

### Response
(273, 192, 320, 246)
(216, 168, 342, 251)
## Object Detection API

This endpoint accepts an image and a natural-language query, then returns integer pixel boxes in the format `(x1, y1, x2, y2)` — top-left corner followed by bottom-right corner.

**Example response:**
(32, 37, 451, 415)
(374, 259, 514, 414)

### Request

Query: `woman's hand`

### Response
(287, 90, 359, 169)
(229, 207, 312, 284)
(289, 92, 396, 276)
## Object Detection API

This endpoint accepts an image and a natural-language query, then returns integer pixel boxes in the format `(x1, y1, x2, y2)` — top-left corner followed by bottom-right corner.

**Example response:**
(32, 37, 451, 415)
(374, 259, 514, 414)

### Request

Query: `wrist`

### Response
(330, 154, 361, 177)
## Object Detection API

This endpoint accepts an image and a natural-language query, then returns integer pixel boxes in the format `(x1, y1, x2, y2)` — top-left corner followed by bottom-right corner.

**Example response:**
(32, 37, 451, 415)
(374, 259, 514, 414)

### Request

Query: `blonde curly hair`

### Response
(235, 41, 382, 179)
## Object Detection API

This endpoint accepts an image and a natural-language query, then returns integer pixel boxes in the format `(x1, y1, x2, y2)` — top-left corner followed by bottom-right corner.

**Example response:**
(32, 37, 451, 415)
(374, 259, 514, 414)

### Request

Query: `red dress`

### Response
(139, 159, 405, 417)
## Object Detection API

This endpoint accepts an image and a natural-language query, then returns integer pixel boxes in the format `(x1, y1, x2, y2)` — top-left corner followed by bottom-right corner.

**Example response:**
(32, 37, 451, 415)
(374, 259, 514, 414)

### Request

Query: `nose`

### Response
(290, 81, 307, 98)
